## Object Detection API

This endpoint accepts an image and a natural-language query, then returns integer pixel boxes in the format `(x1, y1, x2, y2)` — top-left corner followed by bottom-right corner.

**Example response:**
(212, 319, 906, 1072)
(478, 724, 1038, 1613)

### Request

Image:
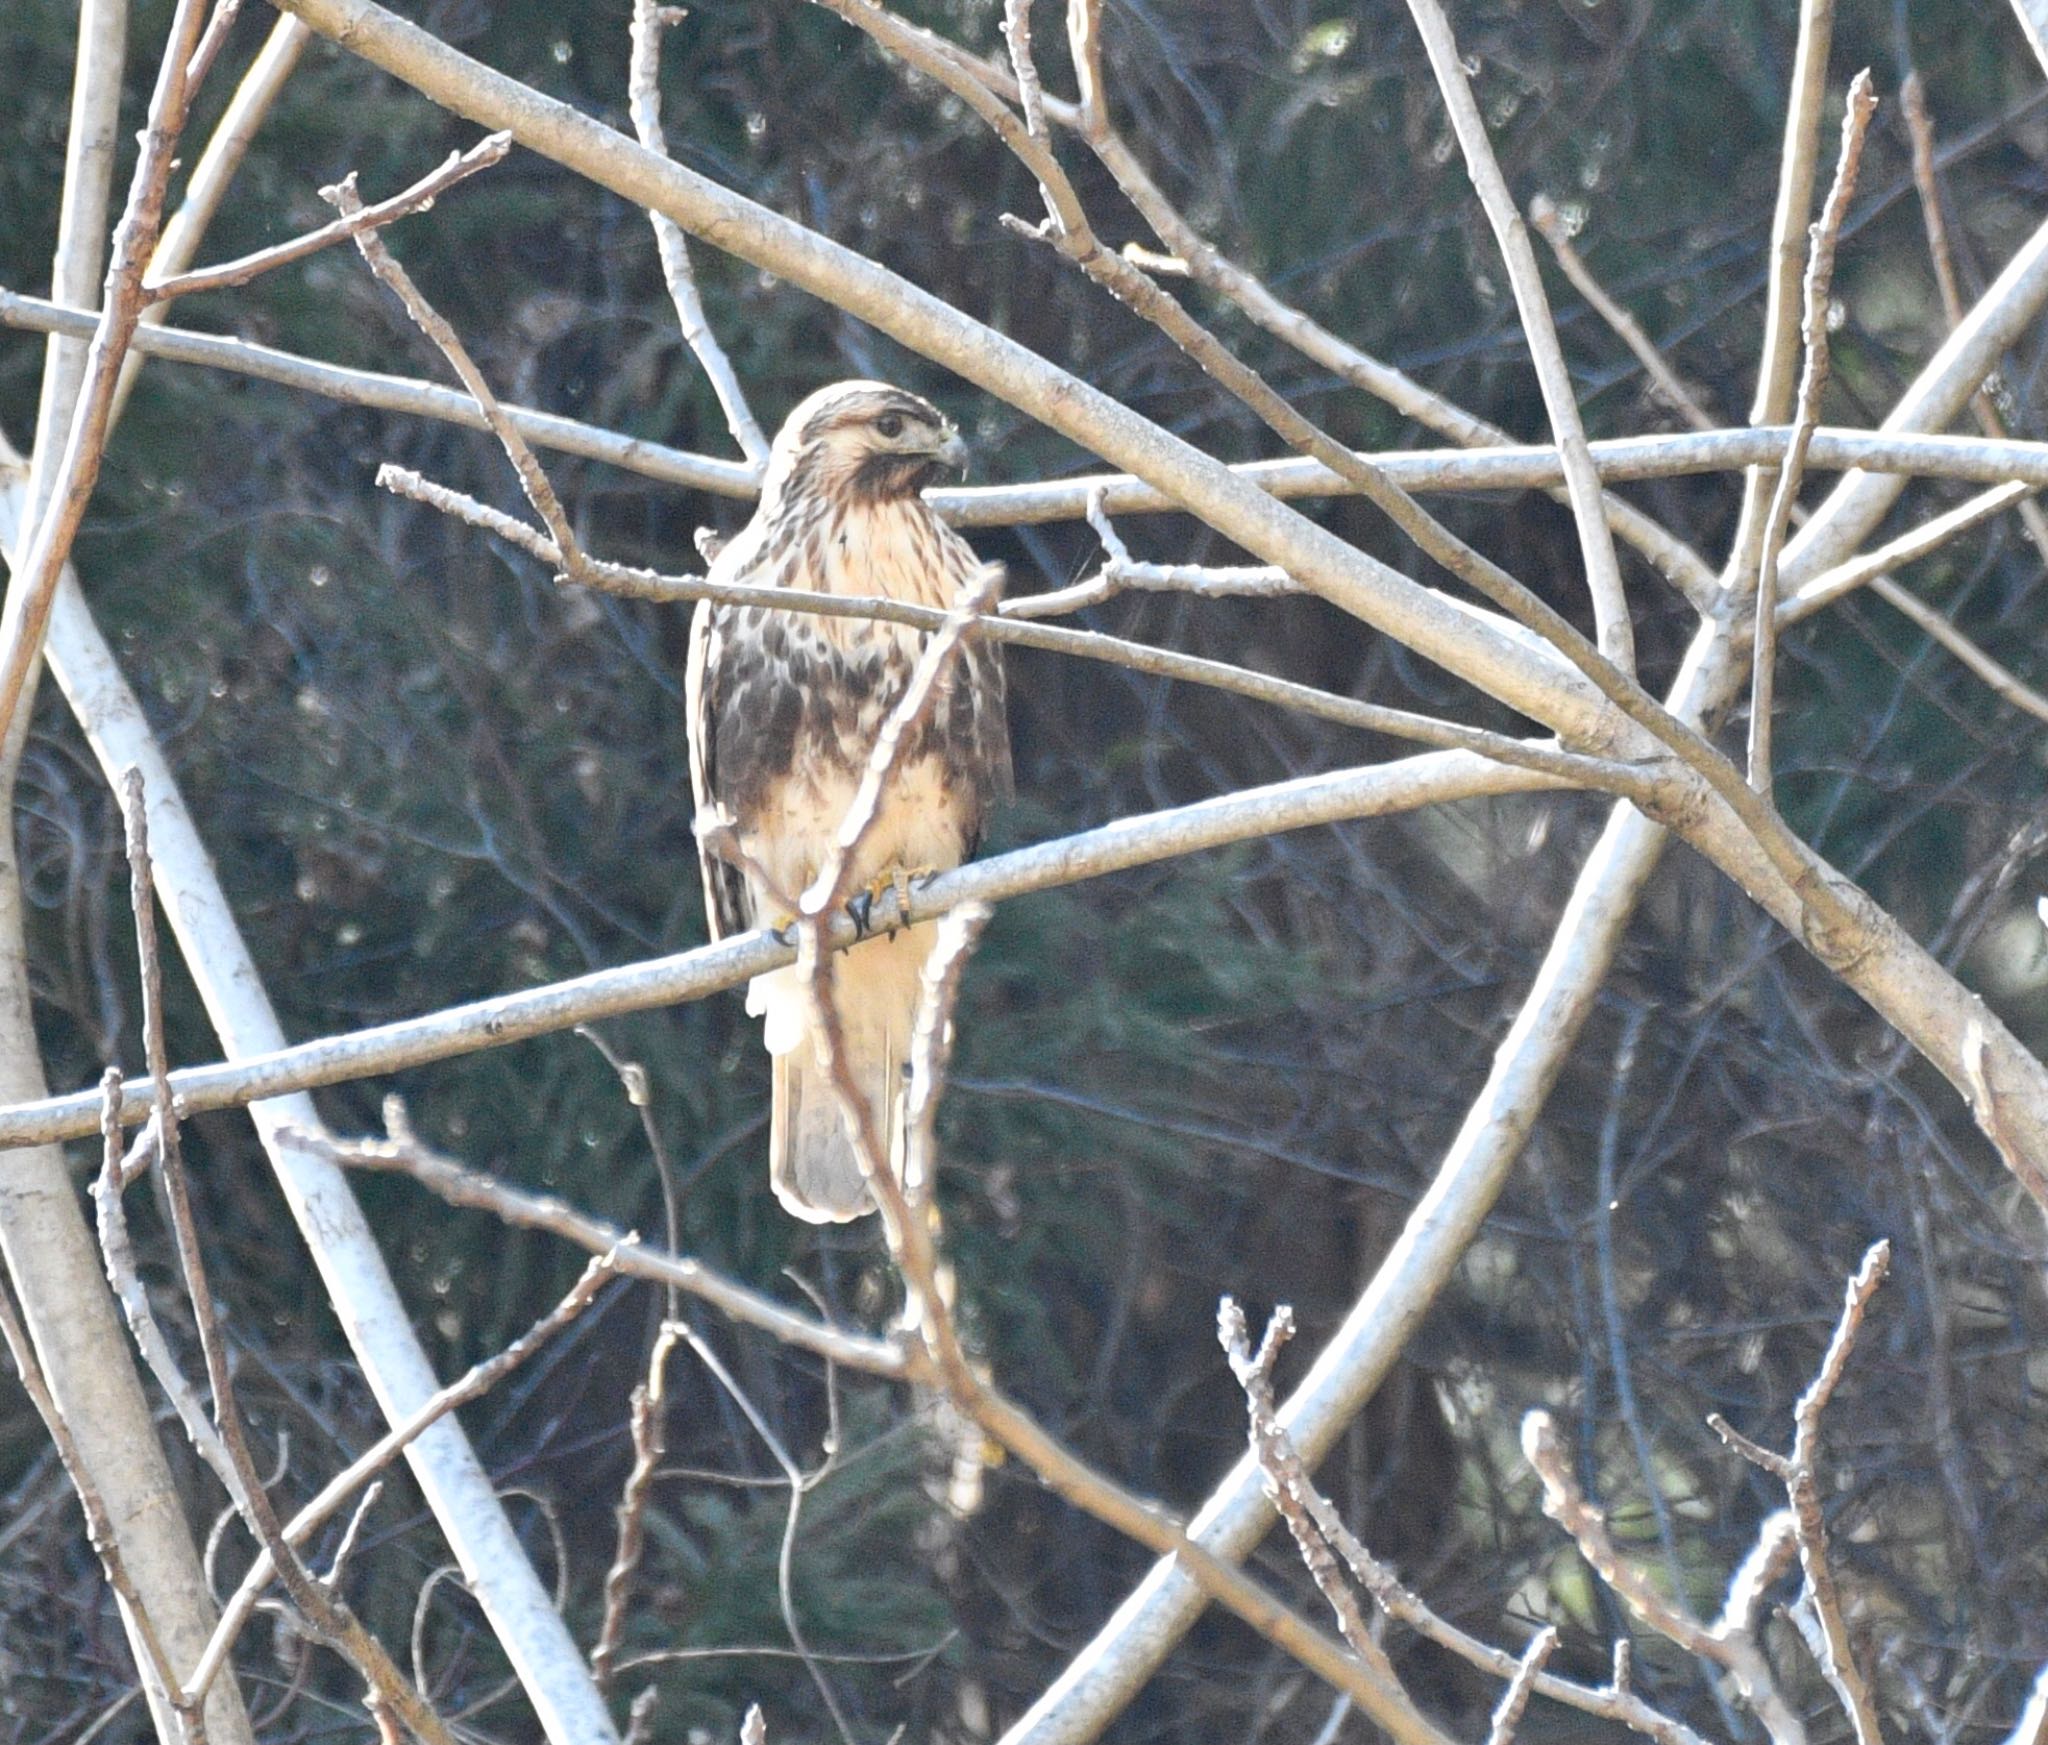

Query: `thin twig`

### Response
(591, 1321, 681, 1697)
(1901, 71, 2048, 566)
(1486, 1628, 1559, 1745)
(0, 1267, 193, 1740)
(795, 826, 1456, 1744)
(1221, 1305, 1710, 1745)
(0, 0, 212, 752)
(9, 284, 2048, 512)
(625, 0, 769, 464)
(91, 1066, 247, 1509)
(1727, 0, 1841, 588)
(1750, 70, 1880, 798)
(1002, 0, 1046, 137)
(293, 1108, 904, 1375)
(323, 174, 583, 570)
(1218, 1301, 1408, 1691)
(123, 772, 456, 1745)
(1401, 0, 1635, 669)
(186, 1251, 618, 1708)
(1530, 197, 1718, 433)
(1715, 1244, 1892, 1745)
(376, 462, 1645, 795)
(146, 134, 507, 301)
(980, 14, 1721, 602)
(1522, 1411, 1808, 1745)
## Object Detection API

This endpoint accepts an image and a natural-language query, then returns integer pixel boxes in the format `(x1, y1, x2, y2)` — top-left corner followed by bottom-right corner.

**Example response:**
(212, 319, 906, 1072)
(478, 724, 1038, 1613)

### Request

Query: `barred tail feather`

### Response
(751, 926, 931, 1222)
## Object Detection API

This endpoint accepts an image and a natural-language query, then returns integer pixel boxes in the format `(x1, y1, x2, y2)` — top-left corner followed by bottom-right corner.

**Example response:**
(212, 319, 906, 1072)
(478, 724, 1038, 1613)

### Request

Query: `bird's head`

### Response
(765, 381, 968, 507)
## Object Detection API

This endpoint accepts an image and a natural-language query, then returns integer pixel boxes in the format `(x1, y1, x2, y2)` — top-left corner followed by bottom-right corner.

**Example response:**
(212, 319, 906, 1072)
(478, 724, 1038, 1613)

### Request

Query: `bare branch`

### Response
(0, 1267, 191, 1740)
(125, 773, 457, 1745)
(145, 132, 509, 302)
(0, 0, 212, 756)
(1218, 1300, 1409, 1694)
(292, 1110, 906, 1377)
(1750, 72, 1879, 798)
(0, 752, 1573, 1151)
(592, 1320, 682, 1696)
(375, 463, 1623, 782)
(91, 1067, 247, 1510)
(324, 170, 582, 571)
(1402, 0, 1635, 669)
(1530, 197, 1718, 432)
(1727, 0, 1840, 586)
(185, 1250, 617, 1711)
(795, 909, 1457, 1745)
(1522, 1411, 1808, 1745)
(1486, 1628, 1559, 1745)
(14, 282, 2048, 512)
(625, 0, 769, 465)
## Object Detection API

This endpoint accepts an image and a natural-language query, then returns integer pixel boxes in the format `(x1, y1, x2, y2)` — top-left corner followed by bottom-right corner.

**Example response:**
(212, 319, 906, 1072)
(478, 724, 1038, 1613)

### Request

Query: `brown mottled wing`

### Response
(685, 596, 750, 943)
(686, 526, 808, 941)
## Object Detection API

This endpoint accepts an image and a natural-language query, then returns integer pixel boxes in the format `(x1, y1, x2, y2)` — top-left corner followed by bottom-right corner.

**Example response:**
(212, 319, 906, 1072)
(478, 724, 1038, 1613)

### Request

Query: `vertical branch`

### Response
(113, 16, 315, 426)
(1748, 73, 1878, 799)
(592, 1320, 680, 1697)
(1727, 0, 1839, 587)
(1400, 0, 1635, 672)
(0, 1267, 191, 1740)
(626, 0, 770, 466)
(0, 0, 212, 750)
(1900, 72, 2048, 566)
(0, 8, 258, 1740)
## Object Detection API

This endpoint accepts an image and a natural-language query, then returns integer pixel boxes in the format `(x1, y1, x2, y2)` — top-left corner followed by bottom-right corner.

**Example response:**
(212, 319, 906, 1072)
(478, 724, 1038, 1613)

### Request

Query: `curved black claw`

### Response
(847, 889, 877, 939)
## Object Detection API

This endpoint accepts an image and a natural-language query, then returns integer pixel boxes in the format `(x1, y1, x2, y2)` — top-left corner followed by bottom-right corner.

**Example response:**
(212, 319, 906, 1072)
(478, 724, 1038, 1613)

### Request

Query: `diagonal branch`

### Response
(625, 0, 768, 465)
(144, 132, 508, 302)
(1400, 0, 1635, 670)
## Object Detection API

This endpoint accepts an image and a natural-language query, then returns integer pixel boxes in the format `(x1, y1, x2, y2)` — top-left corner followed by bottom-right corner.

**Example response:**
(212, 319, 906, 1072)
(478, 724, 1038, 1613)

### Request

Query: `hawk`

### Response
(686, 382, 1012, 1222)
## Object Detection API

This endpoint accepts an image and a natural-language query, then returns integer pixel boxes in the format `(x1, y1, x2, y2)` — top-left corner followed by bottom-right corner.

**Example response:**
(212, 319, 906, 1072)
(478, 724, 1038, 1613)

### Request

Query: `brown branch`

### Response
(592, 1320, 682, 1696)
(187, 1249, 618, 1709)
(144, 133, 509, 302)
(122, 772, 456, 1745)
(323, 176, 583, 572)
(1750, 71, 1879, 798)
(0, 0, 212, 752)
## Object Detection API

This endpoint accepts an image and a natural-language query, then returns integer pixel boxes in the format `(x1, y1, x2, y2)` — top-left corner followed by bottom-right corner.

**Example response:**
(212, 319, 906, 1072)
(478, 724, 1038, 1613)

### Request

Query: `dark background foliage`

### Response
(5, 1, 2048, 1741)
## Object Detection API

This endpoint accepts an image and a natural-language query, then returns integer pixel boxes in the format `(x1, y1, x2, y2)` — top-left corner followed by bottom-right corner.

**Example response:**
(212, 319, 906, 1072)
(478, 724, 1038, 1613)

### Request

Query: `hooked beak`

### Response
(932, 427, 969, 477)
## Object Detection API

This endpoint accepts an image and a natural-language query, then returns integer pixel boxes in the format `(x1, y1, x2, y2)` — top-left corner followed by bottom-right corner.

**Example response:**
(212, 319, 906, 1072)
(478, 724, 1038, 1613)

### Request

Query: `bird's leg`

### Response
(847, 865, 936, 938)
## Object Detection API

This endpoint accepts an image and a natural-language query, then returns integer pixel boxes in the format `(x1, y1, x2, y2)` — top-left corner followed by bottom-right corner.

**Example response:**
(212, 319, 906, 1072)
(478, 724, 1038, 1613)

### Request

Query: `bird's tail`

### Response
(749, 924, 933, 1222)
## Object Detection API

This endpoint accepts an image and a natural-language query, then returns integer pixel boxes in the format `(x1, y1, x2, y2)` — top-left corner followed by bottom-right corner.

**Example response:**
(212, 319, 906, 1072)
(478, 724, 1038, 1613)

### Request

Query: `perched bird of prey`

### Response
(687, 382, 1012, 1222)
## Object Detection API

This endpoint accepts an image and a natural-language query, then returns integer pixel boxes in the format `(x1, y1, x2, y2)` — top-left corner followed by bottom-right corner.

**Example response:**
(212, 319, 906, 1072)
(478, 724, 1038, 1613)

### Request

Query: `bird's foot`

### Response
(847, 866, 934, 938)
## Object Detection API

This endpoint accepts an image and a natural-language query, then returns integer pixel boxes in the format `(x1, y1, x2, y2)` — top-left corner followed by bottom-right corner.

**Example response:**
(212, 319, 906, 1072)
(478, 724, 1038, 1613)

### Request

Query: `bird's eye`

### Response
(875, 412, 905, 439)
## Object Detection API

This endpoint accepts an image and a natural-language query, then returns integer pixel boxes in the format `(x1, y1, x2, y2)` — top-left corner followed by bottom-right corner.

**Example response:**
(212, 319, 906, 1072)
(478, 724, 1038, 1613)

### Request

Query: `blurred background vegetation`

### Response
(5, 0, 2048, 1740)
